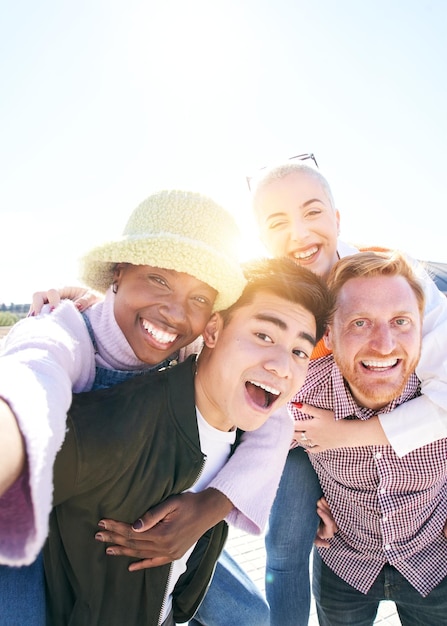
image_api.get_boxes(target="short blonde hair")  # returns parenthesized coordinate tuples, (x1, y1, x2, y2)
(327, 250, 426, 318)
(252, 161, 335, 211)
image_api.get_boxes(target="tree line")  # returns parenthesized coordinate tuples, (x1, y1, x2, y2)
(0, 303, 30, 326)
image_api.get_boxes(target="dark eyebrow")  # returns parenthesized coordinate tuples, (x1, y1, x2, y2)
(255, 314, 316, 347)
(300, 332, 316, 347)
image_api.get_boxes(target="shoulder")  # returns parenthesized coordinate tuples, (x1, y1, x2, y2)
(337, 240, 359, 257)
(71, 357, 196, 422)
(1, 302, 94, 386)
(300, 355, 335, 394)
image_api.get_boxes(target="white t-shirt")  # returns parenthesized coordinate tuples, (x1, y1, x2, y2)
(160, 408, 237, 622)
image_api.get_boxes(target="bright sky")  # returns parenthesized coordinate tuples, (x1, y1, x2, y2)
(1, 0, 446, 304)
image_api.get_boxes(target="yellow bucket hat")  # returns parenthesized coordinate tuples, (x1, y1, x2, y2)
(80, 190, 246, 311)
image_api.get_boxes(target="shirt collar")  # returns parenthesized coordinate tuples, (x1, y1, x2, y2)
(329, 360, 421, 420)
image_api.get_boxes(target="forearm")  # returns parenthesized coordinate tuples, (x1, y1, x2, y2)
(0, 305, 93, 564)
(379, 395, 447, 456)
(193, 487, 233, 528)
(208, 406, 293, 534)
(0, 398, 25, 497)
(294, 408, 390, 452)
(0, 358, 74, 565)
(337, 415, 389, 447)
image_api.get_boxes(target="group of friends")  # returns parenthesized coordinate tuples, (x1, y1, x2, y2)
(1, 161, 447, 626)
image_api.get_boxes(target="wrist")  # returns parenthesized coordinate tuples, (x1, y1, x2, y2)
(197, 488, 233, 526)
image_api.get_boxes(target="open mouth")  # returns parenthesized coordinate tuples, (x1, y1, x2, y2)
(245, 381, 280, 409)
(141, 319, 178, 345)
(291, 245, 319, 263)
(361, 358, 399, 372)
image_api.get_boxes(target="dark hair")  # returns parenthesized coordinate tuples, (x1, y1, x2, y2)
(220, 257, 334, 342)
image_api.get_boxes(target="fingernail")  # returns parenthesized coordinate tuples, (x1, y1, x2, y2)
(293, 401, 303, 409)
(95, 533, 104, 542)
(97, 520, 106, 529)
(27, 311, 35, 317)
(106, 548, 116, 556)
(75, 302, 83, 310)
(49, 306, 55, 313)
(132, 518, 143, 530)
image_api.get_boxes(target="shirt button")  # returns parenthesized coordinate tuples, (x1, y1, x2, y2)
(380, 488, 386, 494)
(383, 515, 388, 522)
(384, 544, 392, 551)
(375, 452, 382, 460)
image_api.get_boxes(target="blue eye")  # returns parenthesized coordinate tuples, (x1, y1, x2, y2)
(395, 318, 409, 326)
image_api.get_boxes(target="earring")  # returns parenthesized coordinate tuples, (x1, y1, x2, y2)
(112, 281, 118, 294)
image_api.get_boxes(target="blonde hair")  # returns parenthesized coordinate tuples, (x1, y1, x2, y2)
(327, 250, 426, 317)
(252, 161, 335, 211)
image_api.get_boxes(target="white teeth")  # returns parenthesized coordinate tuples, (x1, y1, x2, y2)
(249, 381, 280, 396)
(293, 246, 318, 260)
(141, 319, 178, 344)
(362, 359, 398, 369)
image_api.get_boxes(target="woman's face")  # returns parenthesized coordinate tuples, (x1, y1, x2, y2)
(254, 172, 340, 280)
(113, 264, 217, 364)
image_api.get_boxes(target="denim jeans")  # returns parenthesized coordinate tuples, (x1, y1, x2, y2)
(265, 446, 322, 626)
(189, 549, 269, 626)
(313, 549, 447, 626)
(0, 552, 45, 626)
(0, 550, 267, 626)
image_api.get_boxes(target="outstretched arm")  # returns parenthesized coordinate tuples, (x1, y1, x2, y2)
(0, 399, 25, 497)
(0, 303, 94, 565)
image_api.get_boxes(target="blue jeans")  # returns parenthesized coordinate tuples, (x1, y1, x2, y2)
(265, 446, 322, 626)
(0, 550, 266, 626)
(189, 549, 269, 626)
(0, 552, 45, 626)
(313, 549, 447, 625)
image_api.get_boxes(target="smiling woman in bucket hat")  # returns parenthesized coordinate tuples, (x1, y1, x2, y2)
(81, 189, 246, 312)
(0, 188, 279, 626)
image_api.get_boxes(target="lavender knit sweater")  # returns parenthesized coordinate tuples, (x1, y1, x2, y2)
(0, 289, 293, 565)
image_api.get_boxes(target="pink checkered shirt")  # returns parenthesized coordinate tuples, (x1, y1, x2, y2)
(288, 355, 447, 597)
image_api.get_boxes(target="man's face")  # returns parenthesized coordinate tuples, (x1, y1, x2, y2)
(113, 264, 217, 365)
(254, 172, 340, 280)
(326, 275, 422, 410)
(196, 291, 317, 432)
